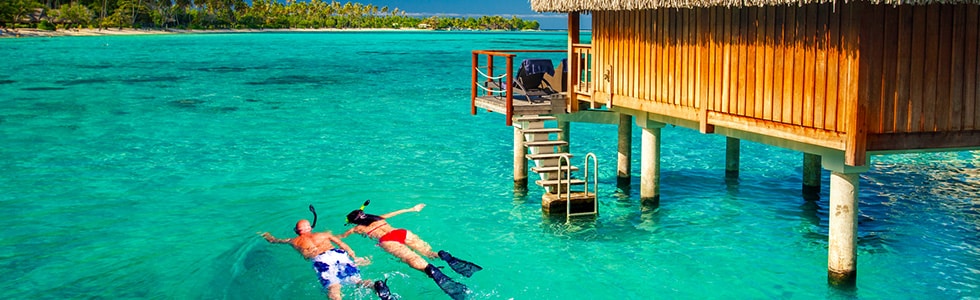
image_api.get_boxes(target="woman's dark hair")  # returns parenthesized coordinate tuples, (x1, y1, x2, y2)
(346, 210, 384, 226)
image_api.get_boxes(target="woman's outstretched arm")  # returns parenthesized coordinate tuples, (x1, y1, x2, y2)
(380, 203, 425, 219)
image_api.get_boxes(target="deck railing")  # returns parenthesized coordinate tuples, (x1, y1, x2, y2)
(471, 49, 566, 126)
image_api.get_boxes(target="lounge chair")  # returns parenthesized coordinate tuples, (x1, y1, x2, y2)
(486, 58, 558, 101)
(542, 58, 567, 93)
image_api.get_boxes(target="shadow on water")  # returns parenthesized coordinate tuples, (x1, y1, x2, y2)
(245, 75, 338, 86)
(21, 86, 65, 91)
(724, 175, 740, 196)
(0, 79, 16, 85)
(206, 237, 308, 299)
(56, 78, 109, 86)
(197, 66, 249, 73)
(121, 75, 185, 84)
(169, 99, 206, 108)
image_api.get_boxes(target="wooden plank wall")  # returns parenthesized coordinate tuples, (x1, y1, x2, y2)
(863, 4, 980, 134)
(591, 3, 980, 153)
(593, 4, 857, 135)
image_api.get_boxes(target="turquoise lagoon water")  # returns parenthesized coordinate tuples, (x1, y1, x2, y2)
(1, 31, 978, 299)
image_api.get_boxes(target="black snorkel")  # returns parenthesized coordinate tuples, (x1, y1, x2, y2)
(308, 204, 318, 229)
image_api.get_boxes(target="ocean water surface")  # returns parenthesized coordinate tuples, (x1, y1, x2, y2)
(1, 31, 978, 299)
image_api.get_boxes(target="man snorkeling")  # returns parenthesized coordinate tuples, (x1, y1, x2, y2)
(339, 200, 482, 300)
(260, 205, 392, 300)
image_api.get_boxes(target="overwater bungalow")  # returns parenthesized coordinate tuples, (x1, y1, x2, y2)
(469, 0, 980, 287)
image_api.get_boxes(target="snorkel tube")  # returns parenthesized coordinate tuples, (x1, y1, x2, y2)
(308, 204, 318, 229)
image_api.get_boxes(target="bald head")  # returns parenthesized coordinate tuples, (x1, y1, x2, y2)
(294, 219, 312, 235)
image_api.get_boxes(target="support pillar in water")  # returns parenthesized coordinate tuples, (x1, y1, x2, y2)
(617, 114, 633, 186)
(803, 153, 822, 198)
(725, 137, 740, 178)
(822, 153, 867, 287)
(828, 171, 859, 286)
(513, 126, 527, 191)
(638, 118, 664, 208)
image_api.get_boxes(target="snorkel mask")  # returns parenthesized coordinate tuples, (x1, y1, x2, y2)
(346, 200, 383, 226)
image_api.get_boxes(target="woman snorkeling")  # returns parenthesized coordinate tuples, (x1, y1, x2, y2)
(339, 200, 481, 300)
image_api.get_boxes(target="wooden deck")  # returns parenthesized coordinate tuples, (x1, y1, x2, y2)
(474, 94, 566, 116)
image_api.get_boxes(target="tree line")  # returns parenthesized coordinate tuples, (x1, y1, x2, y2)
(0, 0, 540, 31)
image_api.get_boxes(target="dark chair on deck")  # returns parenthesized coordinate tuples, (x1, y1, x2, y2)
(487, 58, 558, 102)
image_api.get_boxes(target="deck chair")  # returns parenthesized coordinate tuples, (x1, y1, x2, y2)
(513, 58, 557, 100)
(484, 58, 558, 101)
(542, 58, 567, 93)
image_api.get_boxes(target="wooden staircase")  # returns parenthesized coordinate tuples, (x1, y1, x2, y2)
(514, 115, 597, 217)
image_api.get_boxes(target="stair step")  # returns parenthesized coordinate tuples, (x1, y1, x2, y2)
(531, 166, 580, 173)
(522, 128, 562, 134)
(526, 153, 573, 160)
(525, 140, 567, 148)
(535, 179, 586, 186)
(514, 115, 557, 122)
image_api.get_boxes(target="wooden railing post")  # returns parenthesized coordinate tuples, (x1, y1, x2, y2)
(487, 54, 494, 79)
(471, 52, 478, 115)
(568, 12, 580, 113)
(506, 55, 514, 126)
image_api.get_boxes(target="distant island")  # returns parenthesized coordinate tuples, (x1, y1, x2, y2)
(0, 0, 540, 32)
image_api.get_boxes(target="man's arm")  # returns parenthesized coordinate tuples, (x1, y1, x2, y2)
(329, 234, 370, 266)
(328, 235, 356, 258)
(259, 232, 290, 244)
(379, 203, 425, 219)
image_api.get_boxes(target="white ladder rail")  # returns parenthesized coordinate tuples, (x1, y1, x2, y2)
(562, 153, 599, 220)
(582, 153, 598, 216)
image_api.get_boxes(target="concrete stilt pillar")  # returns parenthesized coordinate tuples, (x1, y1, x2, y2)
(828, 171, 859, 287)
(725, 137, 740, 178)
(558, 121, 570, 154)
(803, 153, 822, 198)
(640, 126, 661, 207)
(514, 126, 527, 191)
(617, 114, 633, 186)
(820, 152, 868, 288)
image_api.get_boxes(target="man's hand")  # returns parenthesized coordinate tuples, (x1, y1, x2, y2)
(412, 204, 426, 212)
(353, 256, 372, 266)
(259, 232, 282, 243)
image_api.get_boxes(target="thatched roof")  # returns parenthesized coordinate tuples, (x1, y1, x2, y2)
(530, 0, 980, 12)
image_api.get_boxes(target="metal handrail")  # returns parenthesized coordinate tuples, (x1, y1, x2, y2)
(558, 154, 573, 219)
(583, 153, 598, 215)
(563, 152, 599, 221)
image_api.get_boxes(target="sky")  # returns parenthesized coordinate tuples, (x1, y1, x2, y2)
(361, 0, 589, 30)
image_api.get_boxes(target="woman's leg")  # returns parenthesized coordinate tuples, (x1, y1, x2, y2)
(403, 231, 438, 258)
(380, 241, 429, 271)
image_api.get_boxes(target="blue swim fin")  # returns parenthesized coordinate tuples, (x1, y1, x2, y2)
(425, 264, 468, 300)
(374, 278, 393, 300)
(438, 250, 483, 278)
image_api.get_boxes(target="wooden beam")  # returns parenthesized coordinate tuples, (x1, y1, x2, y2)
(867, 131, 980, 151)
(710, 112, 847, 150)
(845, 2, 867, 167)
